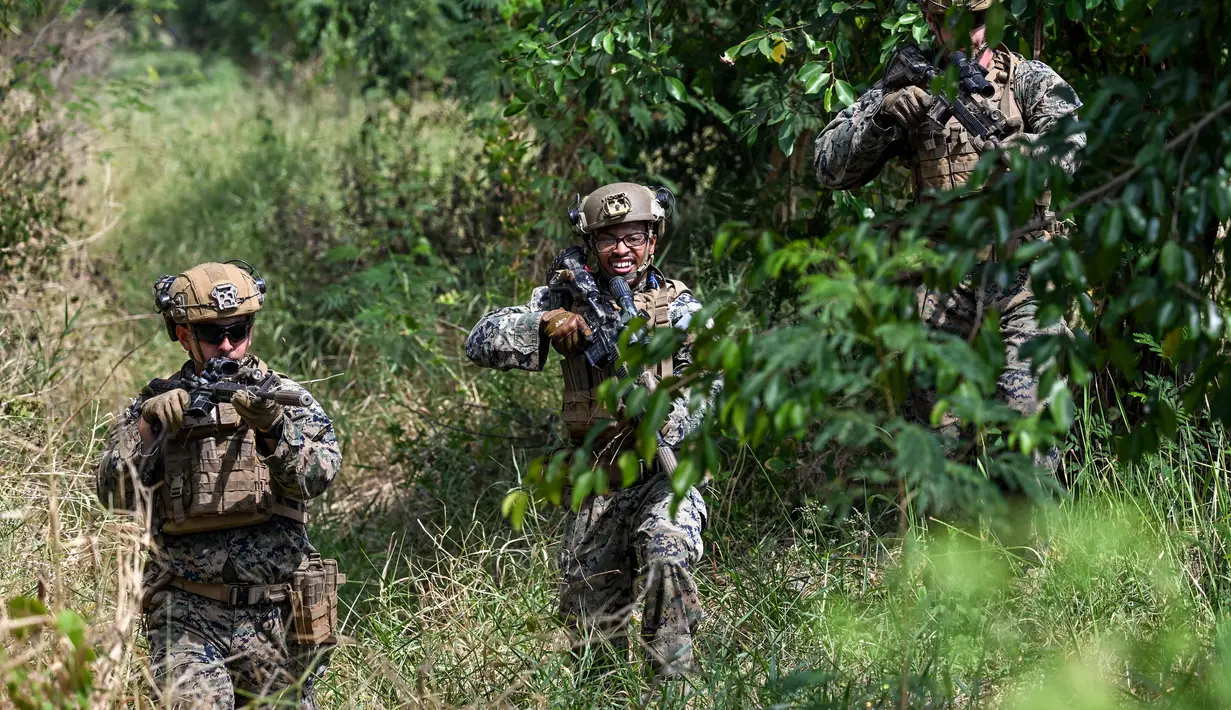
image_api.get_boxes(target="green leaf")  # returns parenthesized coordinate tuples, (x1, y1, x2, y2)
(798, 62, 830, 94)
(778, 115, 798, 157)
(1160, 241, 1184, 280)
(894, 424, 946, 481)
(984, 0, 1006, 48)
(803, 31, 821, 54)
(7, 596, 47, 641)
(834, 79, 857, 107)
(503, 101, 527, 117)
(501, 490, 529, 529)
(618, 451, 640, 488)
(56, 610, 87, 650)
(602, 31, 615, 55)
(665, 76, 686, 101)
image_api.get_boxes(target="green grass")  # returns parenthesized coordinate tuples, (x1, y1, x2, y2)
(3, 46, 1231, 708)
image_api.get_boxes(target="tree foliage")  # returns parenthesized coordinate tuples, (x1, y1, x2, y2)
(490, 0, 1231, 519)
(97, 0, 1231, 520)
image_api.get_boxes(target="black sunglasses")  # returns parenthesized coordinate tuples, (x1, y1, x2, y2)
(194, 319, 253, 346)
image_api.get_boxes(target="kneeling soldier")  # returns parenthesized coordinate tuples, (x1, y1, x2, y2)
(465, 183, 710, 677)
(97, 262, 343, 708)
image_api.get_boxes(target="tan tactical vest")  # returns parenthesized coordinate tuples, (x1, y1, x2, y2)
(910, 49, 1024, 194)
(153, 364, 307, 535)
(560, 278, 689, 444)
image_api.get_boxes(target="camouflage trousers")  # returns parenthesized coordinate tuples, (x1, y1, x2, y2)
(909, 265, 1066, 473)
(145, 587, 331, 709)
(559, 473, 707, 677)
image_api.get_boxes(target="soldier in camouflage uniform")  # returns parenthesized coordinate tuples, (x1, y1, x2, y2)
(465, 183, 710, 677)
(814, 0, 1086, 470)
(97, 262, 343, 708)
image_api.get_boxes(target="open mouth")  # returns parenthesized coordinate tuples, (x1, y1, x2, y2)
(608, 257, 636, 274)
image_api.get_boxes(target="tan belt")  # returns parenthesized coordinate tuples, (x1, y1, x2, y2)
(168, 576, 292, 606)
(272, 498, 308, 523)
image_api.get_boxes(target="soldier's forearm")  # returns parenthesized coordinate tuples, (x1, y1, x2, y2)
(465, 309, 550, 372)
(263, 415, 341, 500)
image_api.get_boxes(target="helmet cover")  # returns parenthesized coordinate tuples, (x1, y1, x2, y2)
(154, 262, 265, 328)
(571, 182, 670, 235)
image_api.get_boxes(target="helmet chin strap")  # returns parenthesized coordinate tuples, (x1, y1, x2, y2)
(185, 327, 207, 372)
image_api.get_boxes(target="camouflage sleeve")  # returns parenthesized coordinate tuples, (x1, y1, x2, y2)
(95, 396, 154, 512)
(464, 286, 565, 372)
(661, 292, 723, 447)
(813, 82, 906, 190)
(1012, 60, 1086, 177)
(262, 377, 341, 501)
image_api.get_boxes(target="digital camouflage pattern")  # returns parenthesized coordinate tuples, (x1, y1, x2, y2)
(814, 49, 1083, 474)
(813, 52, 1085, 190)
(559, 474, 706, 676)
(909, 268, 1065, 471)
(96, 355, 341, 705)
(146, 586, 328, 709)
(465, 266, 712, 675)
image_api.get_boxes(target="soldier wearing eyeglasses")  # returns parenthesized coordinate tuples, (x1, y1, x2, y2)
(96, 262, 342, 709)
(465, 183, 713, 678)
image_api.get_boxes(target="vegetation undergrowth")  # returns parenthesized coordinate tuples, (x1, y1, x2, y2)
(3, 1, 1231, 708)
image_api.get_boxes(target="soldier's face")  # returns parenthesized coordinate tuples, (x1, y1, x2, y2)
(176, 315, 253, 367)
(594, 221, 656, 283)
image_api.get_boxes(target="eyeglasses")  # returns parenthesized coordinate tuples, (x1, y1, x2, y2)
(194, 319, 252, 346)
(594, 232, 650, 252)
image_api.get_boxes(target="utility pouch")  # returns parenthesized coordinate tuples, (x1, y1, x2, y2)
(290, 553, 345, 645)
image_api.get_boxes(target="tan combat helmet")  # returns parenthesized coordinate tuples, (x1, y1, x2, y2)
(154, 261, 266, 345)
(569, 182, 675, 238)
(917, 0, 994, 13)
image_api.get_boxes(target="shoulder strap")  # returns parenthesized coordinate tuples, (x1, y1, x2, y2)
(1000, 50, 1024, 124)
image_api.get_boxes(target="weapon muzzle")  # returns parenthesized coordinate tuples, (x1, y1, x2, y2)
(271, 389, 314, 408)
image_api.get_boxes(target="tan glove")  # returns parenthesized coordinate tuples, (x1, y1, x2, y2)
(141, 389, 189, 437)
(879, 86, 933, 131)
(541, 308, 592, 356)
(231, 389, 284, 433)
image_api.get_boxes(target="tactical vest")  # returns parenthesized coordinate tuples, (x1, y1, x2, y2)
(152, 364, 307, 535)
(560, 278, 689, 444)
(910, 49, 1024, 194)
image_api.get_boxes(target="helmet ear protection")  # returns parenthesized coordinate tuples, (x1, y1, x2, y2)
(226, 259, 267, 300)
(153, 274, 179, 341)
(651, 186, 675, 220)
(567, 194, 586, 235)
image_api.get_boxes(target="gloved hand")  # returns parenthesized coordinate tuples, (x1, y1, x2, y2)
(231, 389, 284, 433)
(880, 86, 933, 131)
(541, 308, 592, 356)
(141, 389, 189, 437)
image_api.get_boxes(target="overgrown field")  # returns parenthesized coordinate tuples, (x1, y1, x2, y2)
(1, 43, 1230, 708)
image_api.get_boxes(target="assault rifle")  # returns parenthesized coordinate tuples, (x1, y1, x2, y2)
(547, 246, 639, 371)
(146, 357, 313, 420)
(547, 246, 679, 474)
(883, 43, 1016, 150)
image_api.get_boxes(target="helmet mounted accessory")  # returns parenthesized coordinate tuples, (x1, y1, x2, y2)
(574, 182, 672, 280)
(155, 262, 267, 367)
